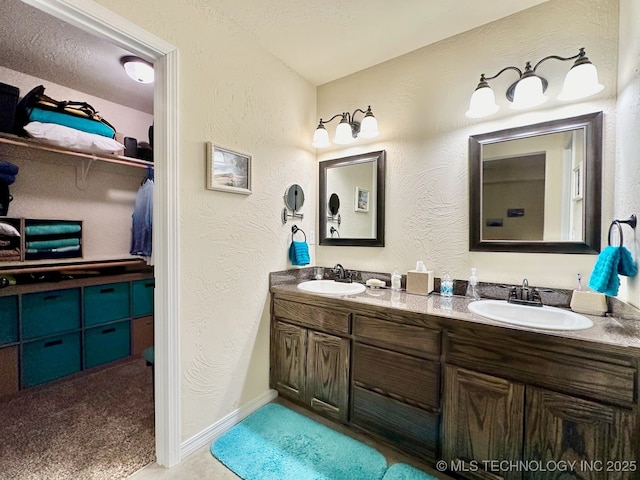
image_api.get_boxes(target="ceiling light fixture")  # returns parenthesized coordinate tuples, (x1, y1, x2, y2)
(466, 48, 604, 119)
(121, 56, 155, 84)
(312, 106, 379, 148)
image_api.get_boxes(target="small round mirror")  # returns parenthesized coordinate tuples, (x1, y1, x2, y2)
(284, 184, 305, 212)
(328, 193, 340, 215)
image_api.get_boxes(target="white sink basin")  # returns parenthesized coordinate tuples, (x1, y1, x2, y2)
(297, 280, 366, 296)
(468, 300, 593, 331)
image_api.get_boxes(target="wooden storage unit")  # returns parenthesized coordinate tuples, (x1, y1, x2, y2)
(0, 272, 153, 397)
(0, 217, 23, 262)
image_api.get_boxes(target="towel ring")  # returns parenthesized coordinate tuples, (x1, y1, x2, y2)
(608, 221, 623, 247)
(291, 225, 306, 242)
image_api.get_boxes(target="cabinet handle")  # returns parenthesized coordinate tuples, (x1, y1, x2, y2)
(145, 283, 154, 288)
(100, 288, 115, 294)
(43, 295, 61, 301)
(102, 327, 116, 334)
(44, 339, 63, 347)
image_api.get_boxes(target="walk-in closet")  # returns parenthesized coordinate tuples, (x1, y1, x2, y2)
(0, 1, 156, 478)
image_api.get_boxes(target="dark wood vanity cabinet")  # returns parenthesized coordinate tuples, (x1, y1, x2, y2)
(271, 299, 350, 423)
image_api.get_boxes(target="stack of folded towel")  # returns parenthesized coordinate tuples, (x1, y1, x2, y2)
(24, 221, 82, 260)
(0, 160, 19, 186)
(0, 220, 21, 262)
(588, 245, 638, 296)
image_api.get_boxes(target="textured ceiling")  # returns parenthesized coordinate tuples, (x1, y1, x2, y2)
(0, 0, 548, 114)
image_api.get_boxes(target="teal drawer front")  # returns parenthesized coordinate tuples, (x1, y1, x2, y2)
(22, 332, 81, 387)
(0, 295, 18, 345)
(84, 320, 131, 368)
(22, 288, 81, 340)
(132, 278, 154, 317)
(84, 282, 130, 327)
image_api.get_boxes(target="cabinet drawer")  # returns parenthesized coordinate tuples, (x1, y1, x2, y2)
(352, 386, 439, 461)
(132, 278, 154, 317)
(273, 298, 349, 335)
(131, 316, 154, 356)
(84, 282, 130, 327)
(0, 295, 18, 345)
(22, 332, 81, 387)
(0, 346, 19, 397)
(84, 320, 131, 368)
(447, 333, 637, 407)
(22, 288, 81, 340)
(353, 315, 441, 358)
(353, 343, 440, 409)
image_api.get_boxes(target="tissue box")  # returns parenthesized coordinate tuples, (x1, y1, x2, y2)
(570, 290, 607, 316)
(406, 270, 434, 296)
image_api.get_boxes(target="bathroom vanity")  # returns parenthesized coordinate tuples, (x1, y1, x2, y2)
(269, 274, 640, 480)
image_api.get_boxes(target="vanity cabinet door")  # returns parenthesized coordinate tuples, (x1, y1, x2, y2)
(306, 330, 350, 423)
(272, 321, 307, 404)
(524, 387, 638, 480)
(443, 365, 524, 480)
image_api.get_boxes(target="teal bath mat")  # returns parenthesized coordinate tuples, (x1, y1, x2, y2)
(211, 403, 387, 480)
(382, 463, 439, 480)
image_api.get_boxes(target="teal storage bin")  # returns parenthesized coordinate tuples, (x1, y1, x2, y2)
(22, 288, 81, 340)
(132, 278, 154, 317)
(22, 332, 81, 387)
(84, 320, 131, 368)
(0, 295, 18, 345)
(84, 282, 130, 327)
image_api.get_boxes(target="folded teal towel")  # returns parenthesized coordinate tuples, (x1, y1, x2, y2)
(289, 240, 310, 266)
(26, 238, 80, 249)
(29, 108, 115, 138)
(26, 245, 80, 254)
(25, 224, 81, 236)
(588, 246, 637, 296)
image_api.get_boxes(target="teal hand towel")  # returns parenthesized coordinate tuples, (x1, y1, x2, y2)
(588, 245, 637, 297)
(618, 246, 638, 277)
(26, 238, 80, 249)
(289, 240, 310, 266)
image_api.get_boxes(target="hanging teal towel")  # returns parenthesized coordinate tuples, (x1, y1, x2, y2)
(588, 246, 637, 297)
(289, 240, 310, 266)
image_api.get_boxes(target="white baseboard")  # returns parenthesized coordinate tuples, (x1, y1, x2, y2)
(180, 389, 278, 460)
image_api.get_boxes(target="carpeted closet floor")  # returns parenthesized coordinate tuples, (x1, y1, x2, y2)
(0, 357, 155, 480)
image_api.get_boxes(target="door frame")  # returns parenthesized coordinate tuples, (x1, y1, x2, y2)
(22, 0, 181, 467)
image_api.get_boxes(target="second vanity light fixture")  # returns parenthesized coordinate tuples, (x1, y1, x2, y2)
(312, 106, 379, 148)
(466, 48, 604, 119)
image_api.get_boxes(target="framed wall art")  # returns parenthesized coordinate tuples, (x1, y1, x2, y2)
(206, 143, 252, 195)
(354, 186, 369, 212)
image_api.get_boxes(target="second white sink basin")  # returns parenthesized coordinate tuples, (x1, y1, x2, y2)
(297, 280, 366, 296)
(468, 300, 593, 331)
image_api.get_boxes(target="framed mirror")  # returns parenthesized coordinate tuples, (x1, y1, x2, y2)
(319, 150, 385, 246)
(469, 112, 602, 253)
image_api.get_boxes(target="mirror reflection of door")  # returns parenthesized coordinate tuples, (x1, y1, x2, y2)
(481, 129, 584, 242)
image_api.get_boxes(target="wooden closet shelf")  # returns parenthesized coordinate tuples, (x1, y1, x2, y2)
(0, 132, 154, 169)
(0, 258, 147, 276)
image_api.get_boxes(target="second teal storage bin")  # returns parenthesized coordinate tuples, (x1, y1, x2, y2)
(132, 278, 154, 317)
(84, 282, 130, 327)
(84, 320, 131, 369)
(0, 295, 19, 345)
(22, 288, 81, 340)
(22, 332, 81, 387)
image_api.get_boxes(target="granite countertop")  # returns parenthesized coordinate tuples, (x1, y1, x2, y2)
(270, 281, 640, 352)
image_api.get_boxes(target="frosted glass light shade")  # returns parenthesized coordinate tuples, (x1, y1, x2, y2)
(465, 85, 499, 119)
(312, 125, 330, 148)
(558, 63, 604, 101)
(510, 75, 547, 110)
(359, 114, 379, 138)
(333, 120, 355, 145)
(123, 59, 154, 84)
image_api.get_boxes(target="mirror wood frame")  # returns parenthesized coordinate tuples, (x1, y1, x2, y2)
(469, 112, 602, 254)
(319, 150, 386, 246)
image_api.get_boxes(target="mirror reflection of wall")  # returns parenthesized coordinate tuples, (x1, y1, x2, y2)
(325, 160, 377, 239)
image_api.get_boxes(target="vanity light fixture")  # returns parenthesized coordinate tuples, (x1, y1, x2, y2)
(466, 48, 604, 119)
(121, 56, 155, 84)
(312, 106, 379, 148)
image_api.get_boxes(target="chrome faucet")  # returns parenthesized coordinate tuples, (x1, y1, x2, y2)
(333, 264, 351, 283)
(508, 278, 542, 306)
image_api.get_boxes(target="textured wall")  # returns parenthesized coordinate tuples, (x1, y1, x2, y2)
(616, 0, 640, 308)
(92, 0, 317, 441)
(317, 0, 619, 291)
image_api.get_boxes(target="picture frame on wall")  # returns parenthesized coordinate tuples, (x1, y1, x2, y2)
(354, 186, 369, 212)
(206, 142, 252, 195)
(572, 162, 583, 201)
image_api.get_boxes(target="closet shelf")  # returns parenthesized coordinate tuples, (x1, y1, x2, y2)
(0, 132, 154, 169)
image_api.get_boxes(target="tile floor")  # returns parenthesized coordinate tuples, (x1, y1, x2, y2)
(129, 398, 452, 480)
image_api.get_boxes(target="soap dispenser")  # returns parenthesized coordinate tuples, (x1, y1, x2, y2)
(465, 268, 480, 300)
(391, 267, 402, 291)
